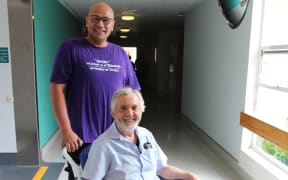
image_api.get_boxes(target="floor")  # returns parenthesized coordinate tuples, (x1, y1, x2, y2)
(0, 89, 249, 180)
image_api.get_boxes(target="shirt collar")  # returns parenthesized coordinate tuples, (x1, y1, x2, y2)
(107, 122, 140, 141)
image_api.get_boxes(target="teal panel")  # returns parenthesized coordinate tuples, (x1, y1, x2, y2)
(33, 0, 81, 149)
(222, 0, 240, 9)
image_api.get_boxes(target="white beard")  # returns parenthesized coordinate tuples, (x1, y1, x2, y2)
(116, 119, 139, 133)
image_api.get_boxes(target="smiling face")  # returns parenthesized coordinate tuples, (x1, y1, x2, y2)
(112, 93, 142, 135)
(85, 2, 115, 47)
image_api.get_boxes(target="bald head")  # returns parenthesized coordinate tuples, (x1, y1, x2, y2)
(85, 2, 115, 47)
(88, 2, 114, 19)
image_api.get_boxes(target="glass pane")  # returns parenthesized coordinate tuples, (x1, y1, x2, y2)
(255, 136, 288, 169)
(260, 53, 288, 88)
(262, 0, 288, 46)
(256, 87, 288, 131)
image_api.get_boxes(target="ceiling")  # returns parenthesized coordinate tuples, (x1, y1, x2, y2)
(58, 0, 207, 36)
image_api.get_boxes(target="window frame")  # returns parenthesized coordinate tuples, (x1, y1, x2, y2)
(240, 0, 288, 178)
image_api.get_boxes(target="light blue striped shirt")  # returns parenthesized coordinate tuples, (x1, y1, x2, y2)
(81, 122, 167, 180)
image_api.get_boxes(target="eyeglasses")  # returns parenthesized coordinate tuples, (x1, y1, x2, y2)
(89, 15, 113, 25)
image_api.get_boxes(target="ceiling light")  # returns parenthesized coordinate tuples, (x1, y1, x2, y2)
(120, 27, 130, 32)
(121, 15, 135, 21)
(120, 35, 128, 39)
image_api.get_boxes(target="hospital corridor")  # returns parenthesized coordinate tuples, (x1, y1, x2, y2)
(2, 0, 287, 180)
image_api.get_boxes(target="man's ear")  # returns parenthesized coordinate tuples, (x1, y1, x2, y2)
(111, 112, 114, 118)
(110, 108, 115, 118)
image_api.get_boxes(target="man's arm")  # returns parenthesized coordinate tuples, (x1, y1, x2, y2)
(50, 82, 82, 152)
(157, 164, 200, 180)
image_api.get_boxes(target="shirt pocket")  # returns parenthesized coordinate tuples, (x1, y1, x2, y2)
(140, 147, 157, 172)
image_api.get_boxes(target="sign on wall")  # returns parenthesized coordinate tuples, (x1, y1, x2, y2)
(0, 47, 9, 63)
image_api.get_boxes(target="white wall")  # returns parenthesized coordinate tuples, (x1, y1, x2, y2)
(0, 0, 17, 153)
(182, 0, 252, 159)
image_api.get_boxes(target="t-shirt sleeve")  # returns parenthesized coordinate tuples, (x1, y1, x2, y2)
(50, 41, 74, 84)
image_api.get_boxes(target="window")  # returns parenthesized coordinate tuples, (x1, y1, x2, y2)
(255, 50, 288, 130)
(245, 0, 288, 174)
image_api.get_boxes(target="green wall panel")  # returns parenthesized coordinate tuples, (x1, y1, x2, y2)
(33, 0, 81, 148)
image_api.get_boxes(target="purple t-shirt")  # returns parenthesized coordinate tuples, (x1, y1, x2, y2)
(50, 37, 140, 143)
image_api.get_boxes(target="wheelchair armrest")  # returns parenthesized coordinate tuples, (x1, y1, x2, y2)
(62, 147, 82, 179)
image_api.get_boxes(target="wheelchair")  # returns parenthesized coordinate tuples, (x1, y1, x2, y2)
(62, 147, 82, 180)
(62, 147, 166, 180)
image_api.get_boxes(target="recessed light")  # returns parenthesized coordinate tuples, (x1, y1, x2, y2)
(121, 15, 135, 21)
(120, 27, 130, 32)
(120, 35, 128, 39)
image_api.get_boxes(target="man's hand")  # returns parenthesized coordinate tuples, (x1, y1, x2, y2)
(61, 129, 83, 152)
(157, 165, 200, 180)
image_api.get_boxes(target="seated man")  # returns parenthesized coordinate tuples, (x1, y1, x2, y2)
(81, 87, 200, 180)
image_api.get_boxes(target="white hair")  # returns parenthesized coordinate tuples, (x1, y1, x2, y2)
(110, 87, 145, 113)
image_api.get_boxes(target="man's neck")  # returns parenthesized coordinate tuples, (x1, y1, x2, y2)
(86, 37, 108, 47)
(118, 127, 138, 144)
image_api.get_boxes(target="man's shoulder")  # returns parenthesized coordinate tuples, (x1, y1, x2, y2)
(108, 41, 119, 47)
(108, 42, 125, 50)
(93, 124, 116, 143)
(91, 132, 109, 148)
(136, 126, 153, 135)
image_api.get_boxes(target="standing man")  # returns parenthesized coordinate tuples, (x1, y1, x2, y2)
(50, 2, 140, 179)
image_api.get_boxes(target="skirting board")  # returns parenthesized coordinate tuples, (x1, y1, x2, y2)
(0, 153, 16, 165)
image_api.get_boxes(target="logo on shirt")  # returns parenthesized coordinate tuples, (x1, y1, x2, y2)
(86, 59, 121, 72)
